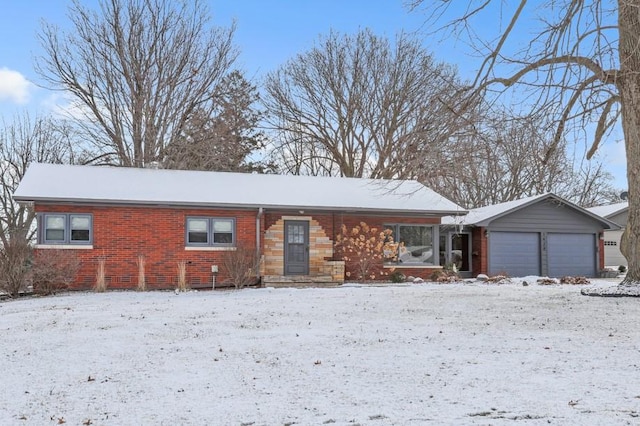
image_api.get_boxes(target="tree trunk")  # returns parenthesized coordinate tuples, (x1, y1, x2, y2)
(618, 0, 640, 285)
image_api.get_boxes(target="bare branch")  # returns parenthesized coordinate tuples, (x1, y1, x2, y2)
(264, 29, 473, 179)
(588, 95, 621, 159)
(36, 0, 238, 167)
(488, 55, 616, 88)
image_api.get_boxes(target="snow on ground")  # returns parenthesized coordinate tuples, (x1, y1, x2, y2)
(1, 279, 639, 425)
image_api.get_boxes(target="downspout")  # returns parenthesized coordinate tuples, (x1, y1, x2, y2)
(256, 207, 264, 282)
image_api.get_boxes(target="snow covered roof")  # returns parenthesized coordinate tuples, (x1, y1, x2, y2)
(586, 202, 628, 219)
(13, 163, 467, 216)
(441, 193, 619, 229)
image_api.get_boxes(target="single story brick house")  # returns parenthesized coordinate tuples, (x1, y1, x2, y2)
(440, 193, 619, 278)
(13, 163, 467, 289)
(587, 202, 628, 268)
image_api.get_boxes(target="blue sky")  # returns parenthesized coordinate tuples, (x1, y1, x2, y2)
(0, 0, 626, 189)
(0, 0, 434, 112)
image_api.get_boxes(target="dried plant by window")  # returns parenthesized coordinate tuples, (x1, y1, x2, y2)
(136, 255, 146, 291)
(94, 258, 107, 292)
(176, 260, 188, 292)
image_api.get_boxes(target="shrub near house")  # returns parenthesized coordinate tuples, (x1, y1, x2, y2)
(334, 222, 397, 281)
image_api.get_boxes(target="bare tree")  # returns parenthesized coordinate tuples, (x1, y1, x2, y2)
(555, 161, 620, 207)
(1, 113, 75, 244)
(37, 0, 237, 168)
(0, 113, 75, 296)
(0, 237, 32, 298)
(410, 0, 640, 287)
(163, 70, 272, 172)
(264, 28, 473, 178)
(422, 111, 617, 208)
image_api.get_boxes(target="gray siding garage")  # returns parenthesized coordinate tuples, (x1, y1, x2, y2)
(487, 199, 602, 277)
(443, 193, 620, 278)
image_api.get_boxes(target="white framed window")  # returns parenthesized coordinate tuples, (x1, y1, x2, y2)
(40, 213, 93, 245)
(384, 223, 435, 265)
(186, 217, 235, 247)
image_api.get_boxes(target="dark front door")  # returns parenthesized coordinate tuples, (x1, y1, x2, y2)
(284, 220, 309, 275)
(451, 233, 471, 274)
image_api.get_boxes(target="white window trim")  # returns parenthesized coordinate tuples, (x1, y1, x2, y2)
(36, 244, 94, 250)
(383, 264, 442, 269)
(184, 246, 237, 251)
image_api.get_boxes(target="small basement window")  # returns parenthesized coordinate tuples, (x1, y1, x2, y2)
(186, 217, 235, 247)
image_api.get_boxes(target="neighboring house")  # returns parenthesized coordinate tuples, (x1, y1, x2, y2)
(587, 202, 628, 267)
(13, 163, 466, 290)
(441, 193, 619, 278)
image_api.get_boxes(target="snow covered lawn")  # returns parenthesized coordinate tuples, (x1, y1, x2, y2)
(1, 280, 639, 425)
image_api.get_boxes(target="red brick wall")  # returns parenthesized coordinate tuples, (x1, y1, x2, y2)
(35, 204, 258, 290)
(472, 227, 488, 276)
(35, 204, 446, 288)
(598, 232, 605, 271)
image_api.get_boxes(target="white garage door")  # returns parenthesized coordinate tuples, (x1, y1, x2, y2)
(603, 230, 626, 267)
(547, 233, 596, 277)
(489, 232, 540, 277)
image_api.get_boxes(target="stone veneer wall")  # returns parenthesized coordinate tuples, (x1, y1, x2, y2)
(262, 216, 334, 276)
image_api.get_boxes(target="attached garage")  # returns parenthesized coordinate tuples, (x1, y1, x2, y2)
(442, 193, 620, 278)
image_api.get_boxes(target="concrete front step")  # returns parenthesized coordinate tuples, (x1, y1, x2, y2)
(261, 275, 340, 288)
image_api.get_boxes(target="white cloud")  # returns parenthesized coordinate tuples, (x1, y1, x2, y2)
(0, 67, 32, 104)
(42, 92, 93, 121)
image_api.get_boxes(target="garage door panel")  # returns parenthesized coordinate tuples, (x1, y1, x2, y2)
(548, 233, 596, 277)
(489, 232, 540, 277)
